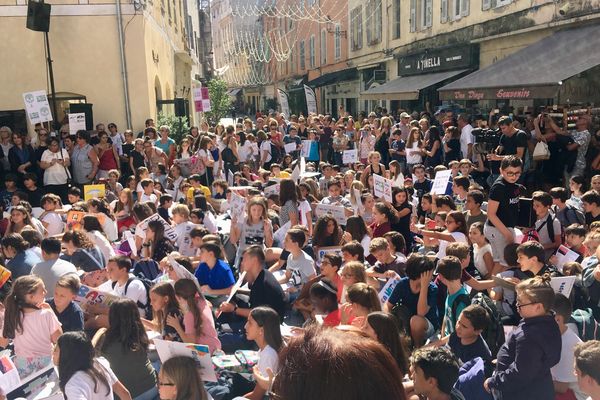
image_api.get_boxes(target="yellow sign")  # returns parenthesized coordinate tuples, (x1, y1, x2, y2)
(83, 184, 106, 202)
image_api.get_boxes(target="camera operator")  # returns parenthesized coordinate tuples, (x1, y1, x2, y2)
(486, 116, 528, 183)
(484, 155, 525, 268)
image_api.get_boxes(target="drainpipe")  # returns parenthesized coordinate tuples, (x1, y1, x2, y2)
(116, 0, 132, 128)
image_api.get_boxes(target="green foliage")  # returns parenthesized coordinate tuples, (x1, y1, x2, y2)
(156, 112, 190, 144)
(204, 78, 233, 124)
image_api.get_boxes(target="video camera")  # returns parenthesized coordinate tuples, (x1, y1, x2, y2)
(472, 127, 502, 154)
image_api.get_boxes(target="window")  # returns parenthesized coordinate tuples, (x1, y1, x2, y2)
(321, 29, 327, 65)
(334, 24, 341, 60)
(393, 0, 401, 39)
(441, 0, 469, 22)
(299, 40, 306, 70)
(365, 0, 382, 45)
(410, 0, 432, 32)
(309, 35, 315, 68)
(483, 0, 511, 9)
(350, 6, 363, 51)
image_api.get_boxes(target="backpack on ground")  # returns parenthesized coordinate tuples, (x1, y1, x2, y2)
(569, 308, 600, 341)
(112, 276, 153, 319)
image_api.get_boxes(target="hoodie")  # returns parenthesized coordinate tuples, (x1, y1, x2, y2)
(488, 314, 561, 400)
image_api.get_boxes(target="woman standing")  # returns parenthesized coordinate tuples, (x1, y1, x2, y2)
(54, 331, 132, 400)
(96, 131, 120, 179)
(8, 132, 35, 178)
(405, 127, 424, 173)
(40, 137, 70, 203)
(423, 126, 443, 172)
(332, 125, 349, 168)
(196, 136, 215, 187)
(358, 125, 376, 165)
(221, 131, 240, 179)
(155, 125, 176, 165)
(71, 130, 100, 187)
(373, 126, 390, 166)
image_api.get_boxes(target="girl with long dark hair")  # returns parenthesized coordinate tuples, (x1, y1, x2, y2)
(54, 331, 131, 400)
(94, 299, 157, 399)
(142, 282, 184, 342)
(365, 311, 409, 376)
(143, 220, 174, 262)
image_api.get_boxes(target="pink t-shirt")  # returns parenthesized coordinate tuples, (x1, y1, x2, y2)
(13, 308, 61, 358)
(183, 298, 221, 354)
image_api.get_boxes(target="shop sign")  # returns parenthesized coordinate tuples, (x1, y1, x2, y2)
(440, 85, 557, 100)
(398, 45, 477, 76)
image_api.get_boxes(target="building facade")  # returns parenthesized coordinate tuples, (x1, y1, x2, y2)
(0, 0, 209, 133)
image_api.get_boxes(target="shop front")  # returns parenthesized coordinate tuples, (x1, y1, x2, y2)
(362, 44, 478, 112)
(438, 24, 600, 108)
(307, 68, 359, 118)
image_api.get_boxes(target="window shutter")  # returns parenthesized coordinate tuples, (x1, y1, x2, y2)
(482, 0, 491, 10)
(410, 0, 416, 32)
(425, 0, 433, 27)
(461, 0, 469, 16)
(441, 0, 448, 22)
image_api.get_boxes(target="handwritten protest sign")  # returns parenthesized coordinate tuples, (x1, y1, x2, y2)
(374, 174, 393, 202)
(229, 191, 247, 220)
(430, 170, 452, 195)
(264, 184, 280, 198)
(138, 213, 177, 241)
(342, 149, 358, 164)
(301, 140, 311, 158)
(284, 142, 297, 154)
(315, 203, 347, 225)
(316, 246, 343, 265)
(550, 276, 577, 298)
(154, 339, 217, 382)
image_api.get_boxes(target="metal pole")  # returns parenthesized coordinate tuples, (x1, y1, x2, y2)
(116, 0, 132, 128)
(44, 31, 59, 132)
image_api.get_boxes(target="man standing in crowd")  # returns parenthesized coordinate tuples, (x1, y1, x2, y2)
(457, 114, 474, 161)
(565, 116, 591, 184)
(486, 116, 528, 184)
(398, 112, 412, 141)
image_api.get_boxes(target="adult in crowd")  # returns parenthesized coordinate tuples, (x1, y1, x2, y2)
(71, 130, 100, 187)
(40, 136, 71, 203)
(8, 132, 35, 179)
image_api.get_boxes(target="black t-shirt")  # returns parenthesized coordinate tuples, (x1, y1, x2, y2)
(392, 203, 412, 240)
(25, 187, 46, 208)
(487, 177, 524, 228)
(49, 299, 84, 332)
(445, 138, 462, 163)
(586, 212, 600, 226)
(499, 129, 528, 156)
(448, 332, 492, 363)
(249, 269, 286, 320)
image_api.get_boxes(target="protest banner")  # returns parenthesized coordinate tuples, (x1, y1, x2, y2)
(264, 183, 280, 198)
(75, 284, 121, 312)
(373, 174, 393, 202)
(68, 113, 86, 135)
(342, 149, 358, 164)
(301, 140, 311, 158)
(554, 245, 581, 271)
(229, 191, 247, 221)
(315, 203, 347, 225)
(316, 246, 343, 264)
(284, 142, 297, 154)
(154, 339, 217, 382)
(83, 184, 106, 202)
(22, 90, 52, 124)
(430, 170, 452, 195)
(550, 276, 577, 298)
(138, 213, 177, 241)
(379, 276, 401, 304)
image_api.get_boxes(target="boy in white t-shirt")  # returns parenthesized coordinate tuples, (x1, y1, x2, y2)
(171, 204, 198, 257)
(86, 256, 148, 329)
(280, 229, 316, 292)
(39, 194, 65, 237)
(139, 179, 158, 205)
(552, 294, 587, 400)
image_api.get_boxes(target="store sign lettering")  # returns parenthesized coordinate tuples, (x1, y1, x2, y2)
(453, 90, 484, 100)
(417, 57, 441, 71)
(495, 88, 531, 99)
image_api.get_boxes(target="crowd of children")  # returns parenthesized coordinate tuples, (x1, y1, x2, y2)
(0, 110, 600, 400)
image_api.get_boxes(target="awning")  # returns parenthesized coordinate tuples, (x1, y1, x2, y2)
(227, 88, 242, 97)
(361, 69, 469, 101)
(438, 24, 600, 100)
(307, 68, 358, 88)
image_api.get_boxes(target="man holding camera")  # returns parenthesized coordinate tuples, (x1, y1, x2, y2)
(486, 116, 528, 184)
